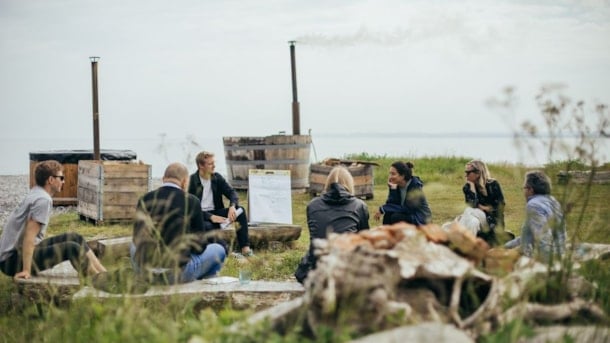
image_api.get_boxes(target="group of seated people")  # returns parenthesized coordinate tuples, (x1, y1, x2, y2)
(0, 155, 567, 290)
(296, 159, 567, 284)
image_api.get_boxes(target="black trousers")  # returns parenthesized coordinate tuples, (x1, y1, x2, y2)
(0, 232, 90, 277)
(205, 206, 250, 250)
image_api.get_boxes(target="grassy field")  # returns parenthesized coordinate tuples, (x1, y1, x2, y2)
(1, 156, 609, 342)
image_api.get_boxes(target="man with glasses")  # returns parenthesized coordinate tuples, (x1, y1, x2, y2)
(0, 160, 108, 280)
(504, 170, 566, 261)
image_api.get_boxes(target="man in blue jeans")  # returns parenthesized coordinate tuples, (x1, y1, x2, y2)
(131, 162, 226, 283)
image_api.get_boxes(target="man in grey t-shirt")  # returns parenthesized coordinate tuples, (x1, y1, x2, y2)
(0, 160, 107, 279)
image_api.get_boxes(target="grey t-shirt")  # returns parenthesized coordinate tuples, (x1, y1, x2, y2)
(0, 186, 52, 262)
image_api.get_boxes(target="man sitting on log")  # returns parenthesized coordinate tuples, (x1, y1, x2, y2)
(188, 151, 253, 257)
(0, 160, 108, 282)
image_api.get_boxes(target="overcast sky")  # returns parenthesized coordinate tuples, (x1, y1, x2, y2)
(1, 0, 609, 172)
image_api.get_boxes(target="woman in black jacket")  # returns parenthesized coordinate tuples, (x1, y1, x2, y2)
(295, 165, 369, 283)
(462, 159, 505, 244)
(374, 161, 432, 226)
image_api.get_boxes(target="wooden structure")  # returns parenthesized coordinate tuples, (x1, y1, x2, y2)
(223, 135, 311, 190)
(15, 261, 305, 311)
(205, 224, 302, 249)
(309, 158, 378, 199)
(557, 170, 610, 184)
(29, 150, 137, 206)
(77, 160, 151, 224)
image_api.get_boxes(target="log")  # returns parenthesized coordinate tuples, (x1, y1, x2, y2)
(88, 236, 132, 261)
(15, 261, 81, 306)
(204, 223, 302, 248)
(499, 298, 607, 325)
(74, 279, 305, 312)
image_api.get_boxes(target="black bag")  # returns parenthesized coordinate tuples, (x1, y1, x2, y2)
(294, 253, 313, 284)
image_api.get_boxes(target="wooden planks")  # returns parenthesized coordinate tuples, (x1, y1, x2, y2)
(77, 160, 152, 224)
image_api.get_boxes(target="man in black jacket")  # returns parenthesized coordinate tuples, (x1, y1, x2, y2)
(188, 151, 253, 257)
(132, 162, 226, 283)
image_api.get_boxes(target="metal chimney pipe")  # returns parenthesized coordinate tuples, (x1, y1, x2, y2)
(289, 41, 300, 135)
(90, 56, 101, 160)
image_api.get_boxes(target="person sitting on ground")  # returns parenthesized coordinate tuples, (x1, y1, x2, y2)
(373, 161, 432, 226)
(131, 162, 226, 284)
(461, 160, 506, 245)
(504, 170, 566, 262)
(188, 151, 253, 257)
(295, 165, 370, 284)
(0, 160, 107, 281)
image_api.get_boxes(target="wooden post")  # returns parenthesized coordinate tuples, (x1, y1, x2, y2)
(90, 56, 101, 161)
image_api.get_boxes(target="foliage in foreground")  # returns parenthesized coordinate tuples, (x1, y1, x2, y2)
(1, 87, 609, 342)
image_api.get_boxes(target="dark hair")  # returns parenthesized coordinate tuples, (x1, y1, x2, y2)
(391, 161, 414, 180)
(35, 160, 63, 187)
(525, 170, 551, 195)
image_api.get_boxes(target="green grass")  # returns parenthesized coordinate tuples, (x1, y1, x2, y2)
(1, 156, 609, 342)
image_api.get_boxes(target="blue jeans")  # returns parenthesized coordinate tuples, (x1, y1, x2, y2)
(130, 242, 226, 284)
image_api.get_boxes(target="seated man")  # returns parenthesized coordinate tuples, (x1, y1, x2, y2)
(131, 162, 226, 283)
(188, 151, 253, 257)
(0, 160, 107, 280)
(505, 170, 566, 262)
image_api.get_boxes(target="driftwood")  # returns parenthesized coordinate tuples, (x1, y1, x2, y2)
(245, 222, 610, 340)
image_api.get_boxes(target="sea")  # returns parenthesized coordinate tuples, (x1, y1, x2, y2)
(1, 133, 607, 178)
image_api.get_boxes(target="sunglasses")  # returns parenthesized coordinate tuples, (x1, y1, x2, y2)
(53, 175, 65, 181)
(464, 170, 478, 175)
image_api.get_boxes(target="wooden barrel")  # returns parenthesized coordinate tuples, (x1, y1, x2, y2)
(223, 135, 311, 190)
(29, 150, 137, 206)
(309, 161, 376, 199)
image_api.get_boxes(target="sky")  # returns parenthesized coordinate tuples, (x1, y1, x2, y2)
(1, 0, 609, 175)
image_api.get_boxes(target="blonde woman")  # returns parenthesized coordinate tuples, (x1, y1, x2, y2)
(294, 165, 369, 283)
(462, 160, 505, 244)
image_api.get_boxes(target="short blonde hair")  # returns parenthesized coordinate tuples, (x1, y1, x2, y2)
(324, 165, 354, 194)
(195, 151, 215, 167)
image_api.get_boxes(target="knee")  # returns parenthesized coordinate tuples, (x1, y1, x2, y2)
(207, 243, 227, 261)
(65, 242, 85, 255)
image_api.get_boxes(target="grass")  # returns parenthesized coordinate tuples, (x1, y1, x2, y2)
(1, 155, 609, 342)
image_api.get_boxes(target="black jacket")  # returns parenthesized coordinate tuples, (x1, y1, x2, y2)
(188, 172, 240, 221)
(305, 183, 369, 267)
(379, 176, 432, 225)
(132, 185, 209, 268)
(462, 179, 505, 229)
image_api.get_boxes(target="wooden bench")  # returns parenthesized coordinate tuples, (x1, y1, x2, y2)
(73, 278, 305, 311)
(557, 170, 610, 184)
(15, 261, 82, 307)
(88, 236, 133, 261)
(16, 260, 305, 311)
(204, 223, 302, 249)
(87, 223, 302, 257)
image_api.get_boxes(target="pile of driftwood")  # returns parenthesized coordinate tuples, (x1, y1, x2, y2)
(242, 222, 609, 340)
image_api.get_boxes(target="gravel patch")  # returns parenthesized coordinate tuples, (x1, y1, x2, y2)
(0, 175, 161, 229)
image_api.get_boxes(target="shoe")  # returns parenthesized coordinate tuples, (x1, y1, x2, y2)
(242, 249, 254, 257)
(231, 252, 245, 259)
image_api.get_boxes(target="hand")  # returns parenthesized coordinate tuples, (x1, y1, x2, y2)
(227, 206, 237, 222)
(211, 215, 228, 224)
(478, 204, 492, 213)
(14, 270, 31, 280)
